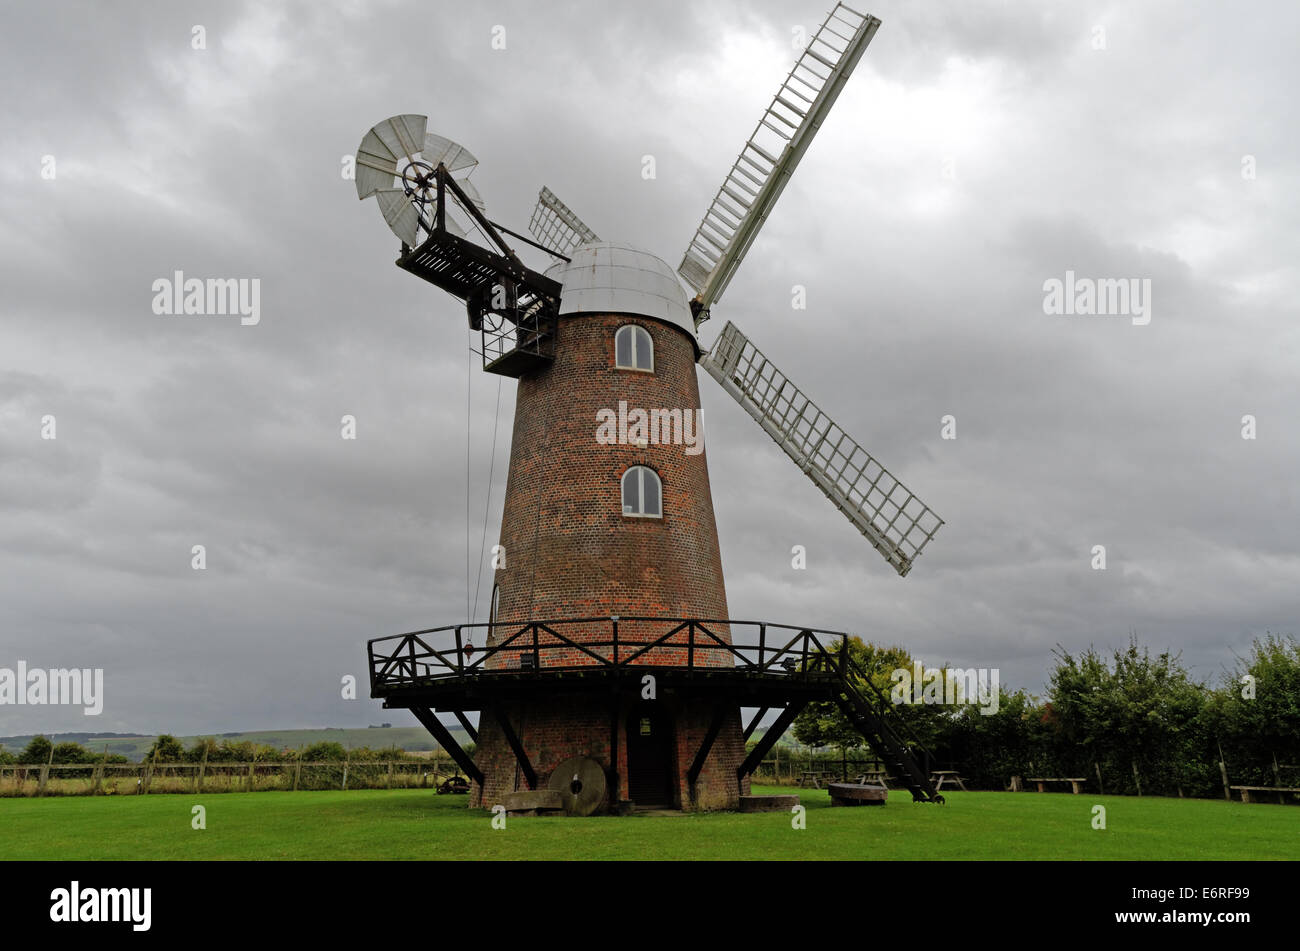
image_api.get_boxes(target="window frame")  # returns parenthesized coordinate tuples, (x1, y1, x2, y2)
(620, 465, 663, 519)
(614, 324, 654, 373)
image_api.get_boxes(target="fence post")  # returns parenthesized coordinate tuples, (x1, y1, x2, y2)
(1130, 759, 1142, 797)
(91, 761, 103, 795)
(197, 746, 208, 792)
(1094, 761, 1104, 796)
(293, 749, 302, 792)
(38, 746, 53, 797)
(341, 753, 349, 791)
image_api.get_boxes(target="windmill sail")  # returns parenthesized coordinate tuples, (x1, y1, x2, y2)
(678, 4, 881, 323)
(529, 186, 601, 258)
(701, 321, 942, 576)
(355, 116, 486, 245)
(355, 114, 428, 200)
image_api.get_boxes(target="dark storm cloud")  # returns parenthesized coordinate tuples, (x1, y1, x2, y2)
(0, 0, 1296, 736)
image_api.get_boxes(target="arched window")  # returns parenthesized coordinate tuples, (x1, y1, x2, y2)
(489, 583, 500, 626)
(621, 465, 662, 518)
(615, 324, 653, 371)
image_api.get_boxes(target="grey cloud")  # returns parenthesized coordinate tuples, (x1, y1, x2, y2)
(0, 0, 1295, 736)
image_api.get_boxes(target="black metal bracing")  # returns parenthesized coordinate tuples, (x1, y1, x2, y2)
(829, 680, 938, 804)
(452, 710, 478, 744)
(686, 704, 729, 805)
(394, 164, 563, 379)
(735, 700, 807, 781)
(489, 703, 536, 790)
(409, 705, 483, 786)
(368, 617, 945, 803)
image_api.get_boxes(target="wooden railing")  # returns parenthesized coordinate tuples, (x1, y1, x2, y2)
(368, 617, 848, 689)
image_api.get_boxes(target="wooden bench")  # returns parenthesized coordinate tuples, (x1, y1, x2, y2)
(740, 794, 800, 813)
(1026, 777, 1087, 794)
(502, 790, 563, 815)
(930, 770, 968, 792)
(1230, 785, 1300, 804)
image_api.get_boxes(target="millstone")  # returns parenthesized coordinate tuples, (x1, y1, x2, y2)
(827, 782, 887, 805)
(546, 756, 608, 816)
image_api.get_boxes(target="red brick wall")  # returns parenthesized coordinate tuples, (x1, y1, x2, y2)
(472, 692, 751, 811)
(491, 313, 729, 648)
(472, 694, 624, 808)
(469, 313, 747, 810)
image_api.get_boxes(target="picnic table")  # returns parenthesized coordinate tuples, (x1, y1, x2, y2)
(798, 770, 828, 789)
(1230, 785, 1300, 803)
(930, 770, 968, 792)
(854, 769, 888, 785)
(1025, 777, 1087, 794)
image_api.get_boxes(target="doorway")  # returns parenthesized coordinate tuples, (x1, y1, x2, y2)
(626, 705, 674, 807)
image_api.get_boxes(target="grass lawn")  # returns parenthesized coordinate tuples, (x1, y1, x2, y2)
(1, 786, 1295, 860)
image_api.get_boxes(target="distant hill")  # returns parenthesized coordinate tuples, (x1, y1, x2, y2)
(3, 722, 800, 762)
(0, 726, 466, 762)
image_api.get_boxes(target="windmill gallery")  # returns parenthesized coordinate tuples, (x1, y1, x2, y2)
(354, 3, 946, 815)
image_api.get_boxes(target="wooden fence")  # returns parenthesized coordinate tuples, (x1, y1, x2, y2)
(2, 749, 876, 797)
(0, 756, 467, 797)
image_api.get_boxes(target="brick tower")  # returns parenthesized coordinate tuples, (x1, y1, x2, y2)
(470, 242, 750, 811)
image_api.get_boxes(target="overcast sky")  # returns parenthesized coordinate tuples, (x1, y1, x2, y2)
(1, 0, 1296, 738)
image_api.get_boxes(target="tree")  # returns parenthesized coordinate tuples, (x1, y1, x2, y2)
(1208, 632, 1300, 786)
(935, 688, 1045, 788)
(301, 741, 347, 762)
(18, 735, 52, 764)
(1049, 638, 1209, 795)
(184, 737, 219, 762)
(51, 741, 89, 764)
(791, 636, 951, 754)
(147, 734, 185, 762)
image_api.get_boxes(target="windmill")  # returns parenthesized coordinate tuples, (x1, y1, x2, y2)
(362, 4, 947, 813)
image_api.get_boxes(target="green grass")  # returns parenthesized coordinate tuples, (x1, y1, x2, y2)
(2, 787, 1296, 860)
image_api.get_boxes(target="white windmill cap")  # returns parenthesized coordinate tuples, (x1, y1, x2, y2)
(545, 241, 698, 350)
